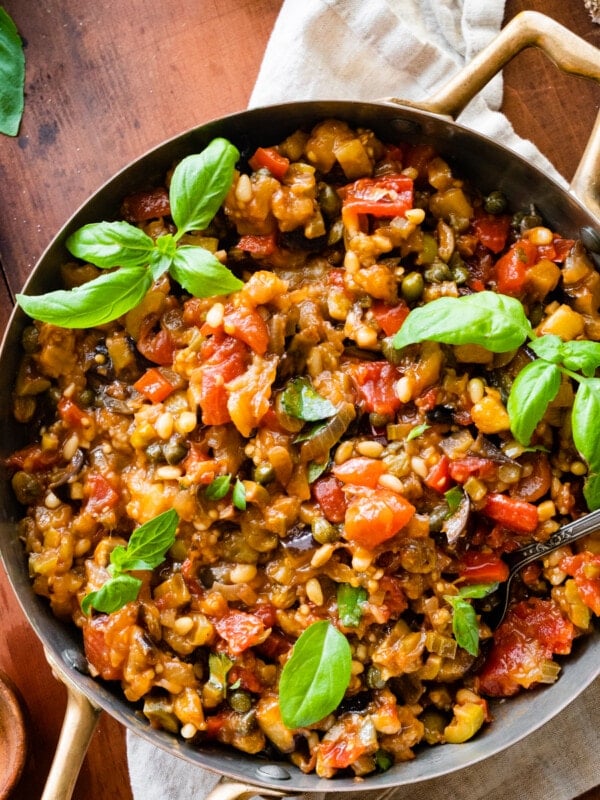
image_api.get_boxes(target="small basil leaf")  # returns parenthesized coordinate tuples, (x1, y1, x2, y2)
(572, 378, 600, 472)
(559, 340, 600, 378)
(169, 246, 243, 297)
(407, 422, 430, 441)
(170, 138, 240, 235)
(281, 377, 338, 421)
(111, 508, 179, 573)
(507, 359, 561, 446)
(307, 460, 329, 483)
(458, 582, 499, 599)
(206, 475, 232, 501)
(393, 291, 531, 353)
(16, 266, 153, 328)
(279, 620, 352, 729)
(583, 472, 600, 511)
(0, 8, 25, 136)
(444, 486, 463, 516)
(66, 221, 155, 268)
(81, 574, 142, 615)
(149, 249, 174, 281)
(337, 583, 367, 627)
(444, 595, 480, 656)
(232, 478, 246, 511)
(207, 652, 234, 694)
(528, 334, 563, 364)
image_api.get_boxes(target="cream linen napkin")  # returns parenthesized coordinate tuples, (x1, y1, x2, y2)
(127, 2, 599, 797)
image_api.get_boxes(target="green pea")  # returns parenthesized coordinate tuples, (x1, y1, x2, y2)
(401, 271, 424, 302)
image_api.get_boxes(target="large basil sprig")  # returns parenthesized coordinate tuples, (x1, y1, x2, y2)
(16, 138, 243, 327)
(0, 8, 25, 136)
(393, 291, 600, 509)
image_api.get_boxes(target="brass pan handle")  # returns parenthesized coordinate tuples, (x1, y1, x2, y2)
(390, 10, 600, 219)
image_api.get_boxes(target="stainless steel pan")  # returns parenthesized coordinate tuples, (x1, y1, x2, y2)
(1, 11, 600, 800)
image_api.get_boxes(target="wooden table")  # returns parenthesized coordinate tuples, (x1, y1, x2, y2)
(0, 1, 598, 798)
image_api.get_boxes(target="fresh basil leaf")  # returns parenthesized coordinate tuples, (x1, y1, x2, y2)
(207, 652, 233, 694)
(232, 478, 246, 511)
(294, 420, 328, 443)
(572, 378, 600, 473)
(110, 508, 179, 573)
(279, 620, 352, 729)
(337, 583, 367, 627)
(206, 474, 232, 501)
(81, 574, 142, 615)
(407, 422, 430, 441)
(66, 221, 155, 268)
(458, 582, 499, 600)
(393, 291, 532, 353)
(507, 359, 561, 446)
(559, 340, 600, 378)
(307, 460, 329, 483)
(0, 8, 24, 136)
(170, 138, 240, 235)
(528, 334, 563, 364)
(169, 246, 243, 297)
(281, 377, 338, 421)
(583, 471, 600, 511)
(444, 595, 480, 656)
(16, 265, 153, 328)
(444, 486, 463, 515)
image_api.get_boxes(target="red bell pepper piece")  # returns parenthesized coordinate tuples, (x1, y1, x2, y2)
(424, 455, 452, 493)
(482, 492, 539, 533)
(459, 550, 510, 584)
(494, 239, 538, 296)
(332, 456, 387, 488)
(473, 213, 511, 254)
(312, 475, 347, 523)
(57, 396, 91, 428)
(340, 174, 414, 218)
(248, 146, 290, 180)
(347, 361, 402, 417)
(134, 367, 177, 403)
(559, 552, 600, 615)
(237, 232, 277, 257)
(371, 299, 410, 336)
(448, 457, 497, 483)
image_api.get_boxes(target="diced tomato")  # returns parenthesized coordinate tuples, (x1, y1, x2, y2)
(136, 321, 177, 366)
(223, 305, 270, 355)
(370, 299, 410, 336)
(536, 237, 574, 263)
(459, 550, 510, 584)
(312, 475, 347, 523)
(237, 232, 277, 258)
(318, 737, 370, 771)
(343, 487, 415, 548)
(403, 143, 436, 182)
(559, 552, 600, 615)
(181, 444, 217, 485)
(82, 604, 138, 681)
(340, 174, 414, 218)
(379, 575, 408, 616)
(248, 146, 290, 180)
(424, 455, 452, 493)
(5, 443, 60, 472)
(120, 187, 171, 223)
(347, 361, 402, 417)
(332, 457, 386, 488)
(57, 396, 91, 429)
(133, 367, 177, 403)
(482, 493, 539, 534)
(228, 665, 264, 694)
(448, 457, 497, 483)
(494, 239, 538, 296)
(84, 473, 120, 515)
(472, 213, 511, 254)
(477, 598, 575, 697)
(214, 611, 268, 655)
(197, 334, 248, 426)
(327, 269, 345, 287)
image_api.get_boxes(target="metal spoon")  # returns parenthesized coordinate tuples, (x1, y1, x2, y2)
(483, 506, 600, 629)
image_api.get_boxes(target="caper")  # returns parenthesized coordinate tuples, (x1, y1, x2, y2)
(483, 190, 507, 215)
(317, 182, 341, 218)
(163, 438, 188, 465)
(311, 516, 340, 544)
(145, 442, 165, 463)
(253, 462, 275, 484)
(78, 388, 95, 407)
(46, 386, 62, 408)
(366, 665, 386, 690)
(417, 233, 438, 265)
(424, 260, 452, 283)
(327, 219, 344, 246)
(513, 205, 542, 233)
(228, 689, 253, 713)
(451, 263, 469, 285)
(12, 471, 42, 505)
(369, 411, 393, 428)
(21, 325, 40, 354)
(401, 271, 424, 302)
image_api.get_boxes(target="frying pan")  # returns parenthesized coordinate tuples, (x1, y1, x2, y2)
(1, 11, 600, 800)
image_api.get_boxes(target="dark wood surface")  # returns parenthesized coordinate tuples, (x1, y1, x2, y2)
(0, 1, 598, 798)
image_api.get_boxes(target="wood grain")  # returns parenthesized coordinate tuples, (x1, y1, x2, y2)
(0, 1, 598, 798)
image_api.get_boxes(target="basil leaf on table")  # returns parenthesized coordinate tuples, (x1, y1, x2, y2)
(169, 246, 243, 297)
(392, 291, 532, 353)
(0, 8, 25, 136)
(281, 377, 338, 421)
(337, 583, 367, 627)
(66, 221, 155, 268)
(170, 138, 240, 236)
(81, 574, 142, 616)
(278, 620, 352, 729)
(507, 359, 561, 446)
(15, 266, 154, 328)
